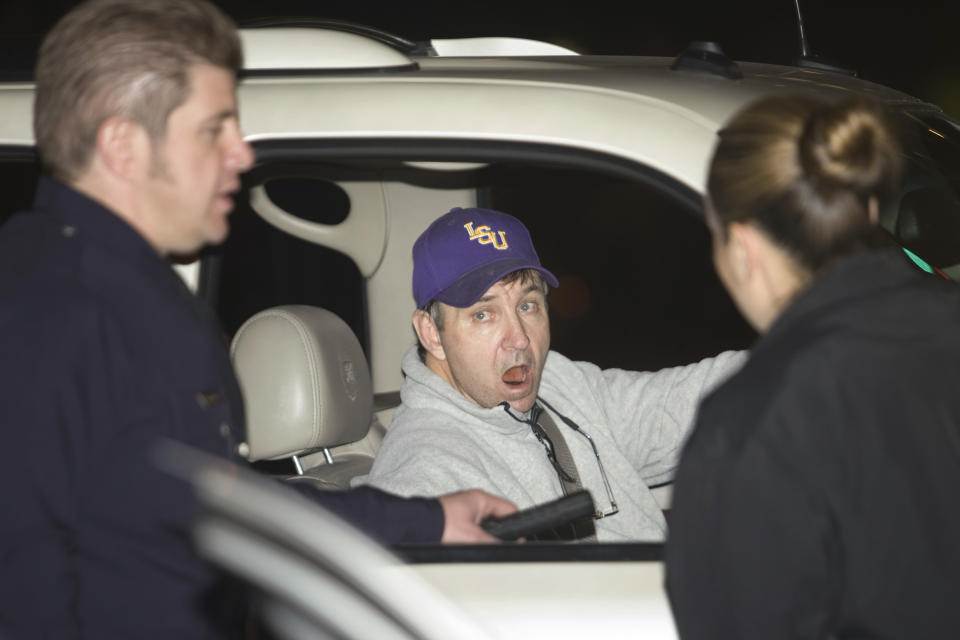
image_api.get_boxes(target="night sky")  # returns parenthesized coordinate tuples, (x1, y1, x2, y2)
(3, 1, 960, 118)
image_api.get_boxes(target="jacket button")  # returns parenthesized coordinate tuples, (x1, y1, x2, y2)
(195, 392, 221, 407)
(61, 225, 77, 237)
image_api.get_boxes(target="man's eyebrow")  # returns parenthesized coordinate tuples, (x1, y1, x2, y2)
(204, 109, 238, 125)
(474, 282, 543, 306)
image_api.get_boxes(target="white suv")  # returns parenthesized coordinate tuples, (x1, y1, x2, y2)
(3, 23, 959, 640)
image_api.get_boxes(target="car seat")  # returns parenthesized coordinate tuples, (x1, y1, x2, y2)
(230, 305, 375, 489)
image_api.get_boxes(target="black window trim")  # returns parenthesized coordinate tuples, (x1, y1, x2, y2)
(393, 542, 664, 564)
(0, 145, 37, 161)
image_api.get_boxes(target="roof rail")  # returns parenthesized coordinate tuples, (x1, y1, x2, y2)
(238, 19, 578, 71)
(238, 21, 418, 74)
(670, 41, 742, 80)
(793, 55, 858, 76)
(428, 37, 579, 56)
(241, 18, 426, 54)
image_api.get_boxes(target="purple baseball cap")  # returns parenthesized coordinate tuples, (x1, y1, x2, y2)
(413, 207, 559, 309)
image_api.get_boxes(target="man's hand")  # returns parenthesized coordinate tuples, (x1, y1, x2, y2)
(438, 489, 517, 543)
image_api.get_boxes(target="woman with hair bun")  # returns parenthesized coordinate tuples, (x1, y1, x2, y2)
(665, 96, 960, 639)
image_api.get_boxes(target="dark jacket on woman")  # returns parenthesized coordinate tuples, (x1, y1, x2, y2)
(666, 249, 960, 639)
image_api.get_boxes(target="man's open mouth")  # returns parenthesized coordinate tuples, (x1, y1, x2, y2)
(502, 364, 529, 386)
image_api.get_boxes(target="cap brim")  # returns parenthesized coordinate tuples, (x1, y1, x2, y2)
(432, 259, 559, 308)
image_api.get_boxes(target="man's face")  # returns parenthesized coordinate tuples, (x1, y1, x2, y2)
(428, 275, 551, 413)
(141, 63, 254, 254)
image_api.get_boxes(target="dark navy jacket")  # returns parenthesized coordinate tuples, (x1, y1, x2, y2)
(0, 178, 442, 638)
(666, 250, 960, 639)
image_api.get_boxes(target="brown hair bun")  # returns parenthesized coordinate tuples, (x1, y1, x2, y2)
(708, 96, 902, 274)
(799, 101, 900, 196)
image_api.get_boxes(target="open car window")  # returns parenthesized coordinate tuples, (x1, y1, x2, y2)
(200, 141, 756, 556)
(206, 144, 756, 377)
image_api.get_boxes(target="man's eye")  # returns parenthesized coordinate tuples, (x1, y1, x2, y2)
(474, 310, 487, 321)
(520, 301, 536, 313)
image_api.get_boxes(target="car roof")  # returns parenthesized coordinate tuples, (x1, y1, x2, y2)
(406, 53, 927, 122)
(0, 28, 945, 194)
(233, 53, 935, 192)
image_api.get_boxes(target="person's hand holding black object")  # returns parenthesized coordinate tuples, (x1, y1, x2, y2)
(480, 491, 595, 541)
(439, 489, 518, 543)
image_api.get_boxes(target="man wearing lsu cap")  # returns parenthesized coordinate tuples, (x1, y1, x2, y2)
(358, 207, 744, 541)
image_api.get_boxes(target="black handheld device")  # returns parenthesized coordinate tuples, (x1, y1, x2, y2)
(481, 490, 595, 541)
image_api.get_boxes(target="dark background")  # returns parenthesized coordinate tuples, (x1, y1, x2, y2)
(3, 0, 960, 118)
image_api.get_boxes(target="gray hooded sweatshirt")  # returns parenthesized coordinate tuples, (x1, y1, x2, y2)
(356, 346, 744, 541)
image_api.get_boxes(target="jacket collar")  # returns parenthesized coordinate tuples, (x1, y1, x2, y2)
(761, 248, 928, 346)
(33, 176, 166, 272)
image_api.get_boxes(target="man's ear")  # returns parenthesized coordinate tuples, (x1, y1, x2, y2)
(94, 116, 145, 180)
(412, 309, 446, 361)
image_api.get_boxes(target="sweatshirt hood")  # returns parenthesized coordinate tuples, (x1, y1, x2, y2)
(399, 346, 532, 435)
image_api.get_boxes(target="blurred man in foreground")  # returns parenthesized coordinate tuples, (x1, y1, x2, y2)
(0, 2, 513, 637)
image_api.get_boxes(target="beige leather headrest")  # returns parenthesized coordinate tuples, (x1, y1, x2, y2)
(230, 305, 373, 461)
